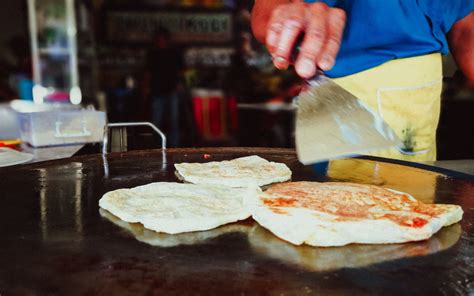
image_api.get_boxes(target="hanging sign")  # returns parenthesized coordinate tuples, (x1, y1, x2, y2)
(107, 11, 233, 44)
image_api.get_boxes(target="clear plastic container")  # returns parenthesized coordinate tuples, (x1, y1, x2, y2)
(18, 109, 106, 147)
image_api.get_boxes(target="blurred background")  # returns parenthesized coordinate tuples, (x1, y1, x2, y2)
(0, 0, 473, 160)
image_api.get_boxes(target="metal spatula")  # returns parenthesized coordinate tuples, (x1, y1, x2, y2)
(295, 73, 401, 164)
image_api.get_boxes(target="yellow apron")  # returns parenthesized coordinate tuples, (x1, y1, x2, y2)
(333, 53, 443, 162)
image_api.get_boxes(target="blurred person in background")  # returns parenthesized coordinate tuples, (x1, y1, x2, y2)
(223, 32, 259, 103)
(252, 1, 474, 161)
(145, 27, 184, 147)
(107, 75, 137, 122)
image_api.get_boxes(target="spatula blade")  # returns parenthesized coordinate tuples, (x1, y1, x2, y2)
(296, 76, 401, 164)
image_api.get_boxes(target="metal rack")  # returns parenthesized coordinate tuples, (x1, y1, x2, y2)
(102, 122, 167, 156)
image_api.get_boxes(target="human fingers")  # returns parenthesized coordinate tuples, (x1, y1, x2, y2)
(294, 2, 329, 78)
(318, 7, 346, 71)
(267, 3, 306, 69)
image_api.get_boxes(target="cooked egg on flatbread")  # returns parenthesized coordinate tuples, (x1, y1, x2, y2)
(174, 155, 292, 188)
(251, 182, 463, 247)
(99, 182, 261, 234)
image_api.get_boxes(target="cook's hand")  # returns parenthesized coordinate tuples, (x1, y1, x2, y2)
(266, 2, 346, 78)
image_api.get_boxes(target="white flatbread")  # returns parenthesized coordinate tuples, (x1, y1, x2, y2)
(100, 209, 252, 247)
(252, 182, 463, 247)
(99, 182, 261, 234)
(174, 155, 292, 187)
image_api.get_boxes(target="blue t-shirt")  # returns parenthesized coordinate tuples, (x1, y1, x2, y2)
(304, 0, 474, 77)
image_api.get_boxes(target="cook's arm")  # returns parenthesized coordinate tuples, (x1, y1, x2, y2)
(449, 12, 474, 85)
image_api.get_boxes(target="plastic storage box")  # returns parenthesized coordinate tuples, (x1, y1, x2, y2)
(18, 109, 106, 147)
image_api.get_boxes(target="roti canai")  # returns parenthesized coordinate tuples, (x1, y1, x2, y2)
(99, 182, 261, 234)
(252, 182, 463, 247)
(100, 208, 252, 247)
(174, 155, 292, 187)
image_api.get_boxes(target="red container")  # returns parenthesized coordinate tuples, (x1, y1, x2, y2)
(192, 89, 237, 141)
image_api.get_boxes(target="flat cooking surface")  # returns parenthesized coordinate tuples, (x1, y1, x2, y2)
(0, 148, 473, 295)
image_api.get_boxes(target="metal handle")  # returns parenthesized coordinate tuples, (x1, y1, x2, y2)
(54, 120, 91, 138)
(102, 122, 167, 156)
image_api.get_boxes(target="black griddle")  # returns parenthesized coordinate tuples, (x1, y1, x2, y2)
(0, 148, 473, 295)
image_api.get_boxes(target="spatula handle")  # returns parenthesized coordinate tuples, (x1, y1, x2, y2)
(290, 32, 306, 64)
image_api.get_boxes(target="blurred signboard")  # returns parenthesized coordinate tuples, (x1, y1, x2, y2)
(106, 11, 233, 44)
(184, 47, 234, 67)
